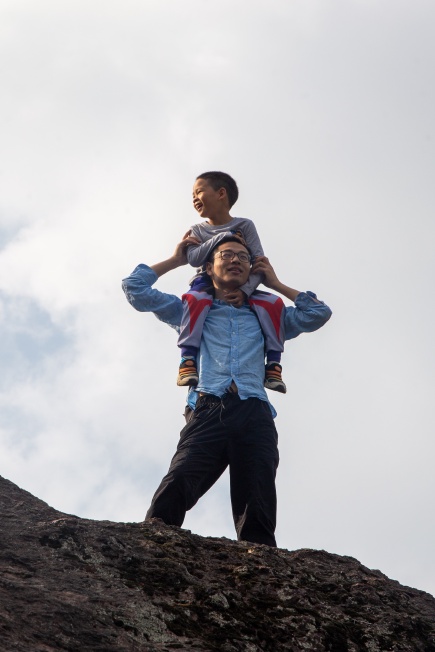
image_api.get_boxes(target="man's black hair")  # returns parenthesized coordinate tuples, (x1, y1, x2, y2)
(206, 235, 252, 263)
(196, 171, 239, 208)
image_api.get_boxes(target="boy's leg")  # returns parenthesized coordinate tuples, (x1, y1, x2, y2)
(248, 293, 287, 394)
(264, 359, 286, 394)
(178, 347, 199, 387)
(145, 395, 229, 525)
(177, 289, 213, 386)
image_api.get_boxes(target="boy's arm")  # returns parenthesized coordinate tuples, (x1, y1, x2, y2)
(239, 271, 263, 298)
(186, 229, 234, 267)
(237, 219, 265, 297)
(238, 219, 264, 257)
(186, 219, 264, 269)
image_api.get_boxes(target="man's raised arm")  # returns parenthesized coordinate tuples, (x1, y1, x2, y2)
(251, 255, 332, 338)
(122, 234, 199, 329)
(151, 234, 200, 278)
(251, 256, 305, 302)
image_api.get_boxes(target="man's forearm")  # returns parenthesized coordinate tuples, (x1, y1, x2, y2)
(251, 257, 321, 304)
(273, 281, 322, 304)
(267, 280, 301, 302)
(151, 256, 184, 278)
(151, 235, 199, 277)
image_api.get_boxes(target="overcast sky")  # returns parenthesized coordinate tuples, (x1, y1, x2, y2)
(1, 0, 434, 597)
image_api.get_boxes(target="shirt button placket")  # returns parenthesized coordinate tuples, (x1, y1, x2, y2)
(230, 310, 239, 375)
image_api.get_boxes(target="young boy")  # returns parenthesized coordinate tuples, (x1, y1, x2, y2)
(177, 171, 287, 393)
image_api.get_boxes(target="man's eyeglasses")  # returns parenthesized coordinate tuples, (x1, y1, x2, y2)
(215, 249, 251, 263)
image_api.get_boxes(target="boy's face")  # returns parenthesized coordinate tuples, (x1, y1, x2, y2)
(192, 178, 226, 218)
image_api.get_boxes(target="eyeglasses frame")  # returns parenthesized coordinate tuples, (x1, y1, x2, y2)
(214, 249, 252, 264)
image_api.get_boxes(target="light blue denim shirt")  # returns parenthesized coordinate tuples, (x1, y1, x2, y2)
(122, 264, 332, 417)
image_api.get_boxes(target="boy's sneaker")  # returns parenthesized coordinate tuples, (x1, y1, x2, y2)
(264, 362, 287, 394)
(177, 357, 199, 387)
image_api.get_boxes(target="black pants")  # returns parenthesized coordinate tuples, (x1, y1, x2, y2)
(146, 393, 280, 547)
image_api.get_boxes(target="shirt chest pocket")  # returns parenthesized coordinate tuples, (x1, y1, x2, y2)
(236, 311, 263, 341)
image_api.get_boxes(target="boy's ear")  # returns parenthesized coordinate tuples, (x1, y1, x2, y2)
(217, 187, 227, 200)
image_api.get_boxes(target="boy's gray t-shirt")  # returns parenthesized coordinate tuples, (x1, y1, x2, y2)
(187, 217, 264, 297)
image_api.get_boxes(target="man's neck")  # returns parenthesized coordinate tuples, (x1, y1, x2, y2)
(214, 285, 240, 302)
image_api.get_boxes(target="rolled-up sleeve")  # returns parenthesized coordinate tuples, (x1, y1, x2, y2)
(122, 264, 183, 332)
(284, 291, 332, 340)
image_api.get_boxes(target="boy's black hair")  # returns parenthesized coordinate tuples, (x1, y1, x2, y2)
(196, 171, 239, 208)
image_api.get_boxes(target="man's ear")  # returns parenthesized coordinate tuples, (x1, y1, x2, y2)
(205, 261, 213, 276)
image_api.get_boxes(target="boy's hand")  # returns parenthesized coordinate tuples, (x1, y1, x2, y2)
(224, 288, 246, 307)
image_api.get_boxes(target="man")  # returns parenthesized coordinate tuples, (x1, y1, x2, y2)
(122, 236, 331, 546)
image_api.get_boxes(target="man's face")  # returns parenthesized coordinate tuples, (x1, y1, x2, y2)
(206, 241, 251, 289)
(192, 178, 225, 218)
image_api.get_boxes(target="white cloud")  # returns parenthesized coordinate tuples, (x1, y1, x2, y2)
(1, 0, 434, 597)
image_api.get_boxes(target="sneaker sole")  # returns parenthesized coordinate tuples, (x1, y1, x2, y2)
(177, 376, 199, 387)
(264, 381, 287, 394)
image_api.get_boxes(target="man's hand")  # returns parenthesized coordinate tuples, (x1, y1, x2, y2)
(151, 232, 200, 278)
(251, 256, 280, 289)
(172, 231, 201, 266)
(224, 288, 246, 307)
(252, 255, 303, 303)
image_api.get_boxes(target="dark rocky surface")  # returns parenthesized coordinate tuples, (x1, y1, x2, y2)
(1, 474, 434, 651)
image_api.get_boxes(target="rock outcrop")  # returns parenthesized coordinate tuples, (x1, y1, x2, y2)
(1, 475, 434, 651)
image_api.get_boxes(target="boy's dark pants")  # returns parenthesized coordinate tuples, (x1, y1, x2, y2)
(146, 393, 280, 547)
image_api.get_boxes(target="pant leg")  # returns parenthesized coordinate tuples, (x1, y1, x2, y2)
(177, 290, 213, 351)
(145, 396, 229, 525)
(248, 292, 286, 356)
(225, 396, 280, 546)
